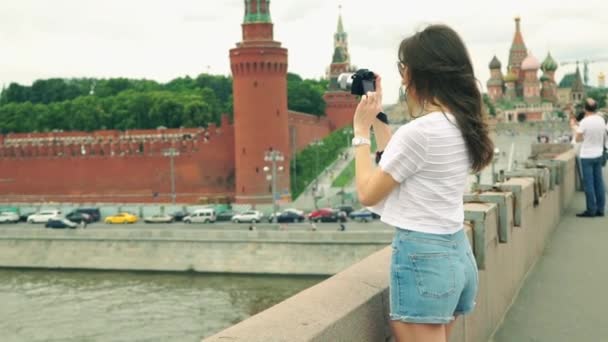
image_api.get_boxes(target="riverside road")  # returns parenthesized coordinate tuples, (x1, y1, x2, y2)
(0, 220, 392, 232)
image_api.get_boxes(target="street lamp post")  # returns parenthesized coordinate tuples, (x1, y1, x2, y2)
(491, 148, 501, 184)
(162, 148, 180, 204)
(309, 140, 324, 209)
(264, 150, 285, 222)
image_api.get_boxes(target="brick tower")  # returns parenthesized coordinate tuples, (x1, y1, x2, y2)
(230, 0, 290, 204)
(540, 52, 558, 104)
(508, 17, 528, 97)
(323, 6, 359, 131)
(487, 55, 504, 101)
(522, 52, 541, 104)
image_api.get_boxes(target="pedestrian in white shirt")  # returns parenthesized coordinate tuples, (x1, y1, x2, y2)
(570, 98, 606, 217)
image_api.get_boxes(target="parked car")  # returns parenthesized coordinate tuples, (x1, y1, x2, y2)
(66, 211, 93, 224)
(28, 210, 62, 224)
(232, 210, 264, 223)
(276, 211, 306, 223)
(268, 208, 305, 222)
(45, 218, 78, 229)
(0, 212, 20, 223)
(104, 212, 138, 224)
(144, 214, 174, 224)
(183, 209, 216, 223)
(216, 210, 236, 222)
(170, 211, 189, 222)
(74, 208, 101, 222)
(335, 205, 355, 215)
(349, 208, 376, 222)
(308, 208, 347, 223)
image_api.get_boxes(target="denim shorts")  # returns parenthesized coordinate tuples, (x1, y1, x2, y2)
(389, 228, 479, 324)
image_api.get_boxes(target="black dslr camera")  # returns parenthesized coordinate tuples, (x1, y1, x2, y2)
(337, 68, 388, 125)
(337, 69, 377, 96)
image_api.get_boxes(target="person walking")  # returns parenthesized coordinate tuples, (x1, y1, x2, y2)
(570, 98, 606, 217)
(352, 25, 494, 341)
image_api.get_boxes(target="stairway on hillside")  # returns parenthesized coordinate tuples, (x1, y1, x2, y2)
(290, 149, 360, 210)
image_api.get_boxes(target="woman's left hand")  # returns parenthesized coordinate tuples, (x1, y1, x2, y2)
(353, 75, 383, 136)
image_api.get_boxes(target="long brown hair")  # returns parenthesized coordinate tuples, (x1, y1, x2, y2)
(398, 24, 494, 172)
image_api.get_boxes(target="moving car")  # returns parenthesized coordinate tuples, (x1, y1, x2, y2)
(349, 208, 376, 222)
(144, 214, 174, 224)
(275, 211, 306, 223)
(232, 210, 264, 223)
(170, 211, 189, 222)
(66, 211, 93, 224)
(105, 212, 138, 224)
(45, 218, 78, 229)
(183, 209, 216, 224)
(308, 208, 347, 223)
(216, 210, 236, 222)
(74, 208, 101, 222)
(268, 208, 305, 222)
(0, 212, 20, 223)
(28, 210, 62, 224)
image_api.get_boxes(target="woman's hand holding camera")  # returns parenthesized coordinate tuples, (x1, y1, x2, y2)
(353, 75, 383, 138)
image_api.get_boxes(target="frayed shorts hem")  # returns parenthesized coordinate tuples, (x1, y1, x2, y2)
(389, 313, 454, 324)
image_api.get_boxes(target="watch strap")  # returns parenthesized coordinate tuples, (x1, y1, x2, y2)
(351, 136, 371, 146)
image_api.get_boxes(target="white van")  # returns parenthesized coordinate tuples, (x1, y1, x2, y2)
(27, 210, 62, 224)
(183, 208, 216, 223)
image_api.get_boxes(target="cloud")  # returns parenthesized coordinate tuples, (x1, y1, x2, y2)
(2, 0, 608, 96)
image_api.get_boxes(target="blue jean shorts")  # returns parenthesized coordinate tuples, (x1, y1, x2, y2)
(389, 228, 479, 324)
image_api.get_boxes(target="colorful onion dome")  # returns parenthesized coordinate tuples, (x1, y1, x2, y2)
(504, 70, 518, 82)
(489, 55, 502, 69)
(521, 52, 540, 71)
(541, 53, 558, 72)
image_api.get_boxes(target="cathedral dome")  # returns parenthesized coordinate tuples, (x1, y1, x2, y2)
(521, 53, 540, 71)
(489, 55, 502, 69)
(541, 53, 558, 72)
(504, 71, 518, 83)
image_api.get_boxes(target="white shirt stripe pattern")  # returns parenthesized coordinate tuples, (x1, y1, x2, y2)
(369, 112, 470, 234)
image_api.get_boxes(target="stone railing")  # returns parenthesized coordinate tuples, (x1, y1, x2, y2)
(205, 146, 576, 342)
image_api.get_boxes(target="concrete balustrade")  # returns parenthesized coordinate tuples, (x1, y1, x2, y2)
(205, 148, 576, 342)
(0, 229, 392, 275)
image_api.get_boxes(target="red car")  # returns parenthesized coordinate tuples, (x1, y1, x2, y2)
(308, 208, 347, 223)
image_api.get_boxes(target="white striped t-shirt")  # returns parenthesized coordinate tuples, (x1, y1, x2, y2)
(369, 112, 471, 234)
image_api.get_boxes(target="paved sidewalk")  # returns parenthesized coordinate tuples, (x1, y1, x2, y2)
(493, 192, 608, 342)
(291, 150, 356, 210)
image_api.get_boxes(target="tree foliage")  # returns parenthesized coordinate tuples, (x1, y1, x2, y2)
(482, 93, 497, 116)
(290, 127, 350, 199)
(0, 73, 328, 133)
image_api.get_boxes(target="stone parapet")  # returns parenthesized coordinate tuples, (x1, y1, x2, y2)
(205, 146, 575, 341)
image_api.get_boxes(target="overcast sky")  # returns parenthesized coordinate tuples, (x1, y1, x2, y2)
(1, 0, 607, 104)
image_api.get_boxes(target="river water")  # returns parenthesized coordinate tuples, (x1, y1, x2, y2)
(0, 270, 325, 342)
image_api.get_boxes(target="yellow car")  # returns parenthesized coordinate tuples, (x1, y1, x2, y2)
(104, 212, 138, 224)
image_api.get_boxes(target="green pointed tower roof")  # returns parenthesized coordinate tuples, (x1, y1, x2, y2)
(243, 0, 272, 24)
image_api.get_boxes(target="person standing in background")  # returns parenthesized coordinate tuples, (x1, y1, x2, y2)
(570, 98, 606, 217)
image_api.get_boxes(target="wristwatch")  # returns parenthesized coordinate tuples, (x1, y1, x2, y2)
(351, 136, 371, 147)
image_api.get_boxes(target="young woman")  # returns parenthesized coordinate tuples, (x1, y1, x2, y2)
(352, 25, 494, 342)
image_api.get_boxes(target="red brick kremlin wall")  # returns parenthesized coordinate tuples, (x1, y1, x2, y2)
(0, 116, 236, 204)
(0, 113, 334, 204)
